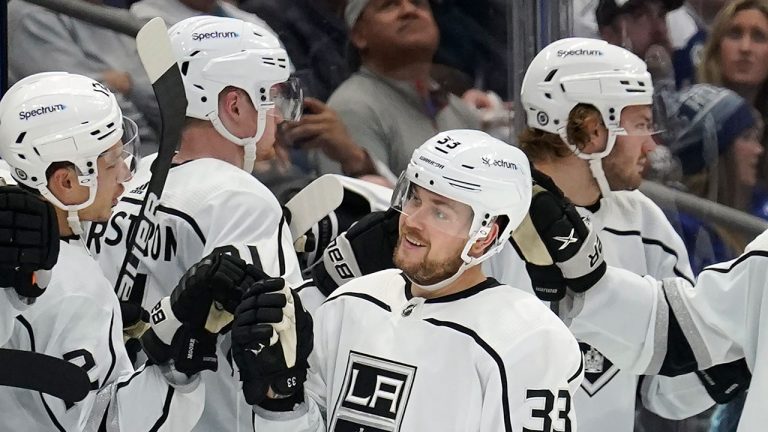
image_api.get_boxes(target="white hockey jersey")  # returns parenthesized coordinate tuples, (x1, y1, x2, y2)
(567, 228, 768, 432)
(254, 269, 584, 432)
(0, 288, 30, 347)
(484, 190, 713, 431)
(87, 156, 304, 432)
(0, 239, 203, 431)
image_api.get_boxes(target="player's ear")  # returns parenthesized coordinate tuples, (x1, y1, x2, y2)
(47, 164, 84, 205)
(468, 222, 500, 258)
(580, 114, 608, 154)
(218, 87, 241, 119)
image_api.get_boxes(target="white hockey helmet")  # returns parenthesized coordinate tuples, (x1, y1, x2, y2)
(168, 16, 302, 173)
(392, 129, 532, 290)
(521, 37, 654, 195)
(0, 72, 138, 235)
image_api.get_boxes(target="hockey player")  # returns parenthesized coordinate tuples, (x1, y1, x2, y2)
(0, 71, 264, 431)
(514, 158, 768, 432)
(504, 36, 737, 431)
(86, 16, 306, 431)
(231, 129, 586, 431)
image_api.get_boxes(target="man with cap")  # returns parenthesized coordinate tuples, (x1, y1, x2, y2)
(596, 0, 707, 89)
(315, 0, 481, 177)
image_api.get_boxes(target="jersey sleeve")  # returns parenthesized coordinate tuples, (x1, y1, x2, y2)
(484, 319, 583, 432)
(568, 250, 764, 377)
(31, 290, 204, 431)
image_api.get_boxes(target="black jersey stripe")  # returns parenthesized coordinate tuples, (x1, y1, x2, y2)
(115, 366, 148, 391)
(121, 196, 206, 244)
(424, 318, 512, 432)
(148, 386, 175, 432)
(325, 292, 392, 312)
(701, 250, 768, 274)
(277, 217, 287, 275)
(568, 355, 584, 383)
(16, 316, 67, 432)
(103, 309, 117, 387)
(601, 227, 694, 285)
(294, 279, 315, 293)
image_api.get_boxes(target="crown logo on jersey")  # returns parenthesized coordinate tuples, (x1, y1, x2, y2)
(584, 346, 605, 374)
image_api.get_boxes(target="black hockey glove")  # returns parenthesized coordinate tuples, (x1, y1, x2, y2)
(695, 358, 751, 404)
(511, 169, 606, 301)
(0, 186, 59, 298)
(311, 208, 399, 296)
(141, 252, 267, 376)
(232, 278, 313, 411)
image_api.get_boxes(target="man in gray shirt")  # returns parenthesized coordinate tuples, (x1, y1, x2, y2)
(318, 0, 481, 176)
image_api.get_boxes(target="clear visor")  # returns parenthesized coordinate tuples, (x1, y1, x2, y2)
(98, 117, 140, 183)
(390, 172, 473, 239)
(613, 111, 666, 137)
(267, 77, 303, 122)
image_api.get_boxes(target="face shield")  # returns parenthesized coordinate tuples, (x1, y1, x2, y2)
(97, 117, 140, 183)
(267, 76, 303, 122)
(390, 171, 474, 240)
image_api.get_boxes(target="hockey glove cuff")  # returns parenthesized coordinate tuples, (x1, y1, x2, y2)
(512, 169, 606, 300)
(141, 296, 218, 376)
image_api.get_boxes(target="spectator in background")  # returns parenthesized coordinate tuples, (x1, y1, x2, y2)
(315, 0, 481, 177)
(665, 84, 765, 272)
(596, 0, 703, 87)
(698, 0, 768, 188)
(7, 0, 160, 153)
(130, 0, 278, 30)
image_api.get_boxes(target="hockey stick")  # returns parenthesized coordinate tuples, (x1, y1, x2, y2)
(114, 18, 186, 307)
(285, 174, 345, 246)
(0, 348, 90, 402)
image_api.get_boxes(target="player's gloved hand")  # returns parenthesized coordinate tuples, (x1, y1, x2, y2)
(232, 278, 313, 411)
(0, 186, 59, 298)
(311, 208, 399, 296)
(511, 169, 606, 301)
(695, 358, 752, 404)
(141, 252, 268, 376)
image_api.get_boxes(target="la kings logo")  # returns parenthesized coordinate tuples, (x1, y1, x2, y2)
(579, 342, 619, 396)
(330, 351, 416, 432)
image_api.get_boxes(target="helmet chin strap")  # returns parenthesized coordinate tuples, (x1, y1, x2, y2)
(560, 127, 617, 199)
(588, 158, 612, 198)
(209, 110, 267, 174)
(39, 186, 94, 237)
